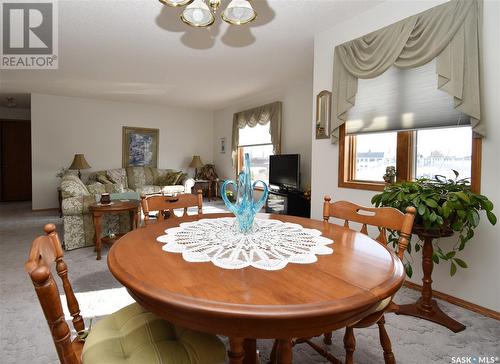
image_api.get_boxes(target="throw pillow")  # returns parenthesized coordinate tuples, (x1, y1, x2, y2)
(106, 169, 127, 187)
(163, 171, 180, 185)
(172, 171, 187, 185)
(105, 183, 125, 193)
(153, 168, 172, 185)
(96, 174, 113, 185)
(87, 182, 106, 195)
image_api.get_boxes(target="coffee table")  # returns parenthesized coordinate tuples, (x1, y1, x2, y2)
(89, 199, 140, 260)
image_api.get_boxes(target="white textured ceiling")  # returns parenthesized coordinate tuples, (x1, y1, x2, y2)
(0, 0, 382, 110)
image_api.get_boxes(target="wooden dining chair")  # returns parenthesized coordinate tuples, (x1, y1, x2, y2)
(141, 190, 203, 225)
(322, 195, 415, 364)
(272, 196, 416, 364)
(25, 224, 226, 364)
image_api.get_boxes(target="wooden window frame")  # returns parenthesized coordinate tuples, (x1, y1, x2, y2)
(338, 123, 482, 193)
(236, 143, 275, 191)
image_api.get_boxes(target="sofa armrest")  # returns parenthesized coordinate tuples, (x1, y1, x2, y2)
(184, 178, 195, 193)
(62, 195, 95, 216)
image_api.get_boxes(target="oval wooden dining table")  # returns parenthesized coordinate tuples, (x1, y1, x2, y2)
(108, 213, 405, 364)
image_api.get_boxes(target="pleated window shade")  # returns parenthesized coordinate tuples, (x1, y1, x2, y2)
(345, 59, 470, 135)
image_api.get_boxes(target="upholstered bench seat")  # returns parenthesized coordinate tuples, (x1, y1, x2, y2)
(82, 303, 226, 364)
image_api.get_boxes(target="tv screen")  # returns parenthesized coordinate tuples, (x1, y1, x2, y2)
(269, 154, 300, 189)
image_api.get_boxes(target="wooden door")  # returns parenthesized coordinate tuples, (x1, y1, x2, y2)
(1, 120, 32, 201)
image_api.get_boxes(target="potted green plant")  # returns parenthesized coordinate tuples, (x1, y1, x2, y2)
(372, 171, 496, 276)
(371, 171, 496, 332)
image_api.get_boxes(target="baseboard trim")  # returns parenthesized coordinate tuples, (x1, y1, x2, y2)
(403, 281, 500, 321)
(32, 207, 59, 213)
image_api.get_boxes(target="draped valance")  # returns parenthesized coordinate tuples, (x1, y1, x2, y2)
(231, 101, 282, 166)
(331, 0, 482, 142)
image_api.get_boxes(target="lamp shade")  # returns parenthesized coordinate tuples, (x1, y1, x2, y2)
(69, 154, 91, 170)
(189, 155, 204, 168)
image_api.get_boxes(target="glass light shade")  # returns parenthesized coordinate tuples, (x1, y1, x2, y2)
(221, 0, 256, 25)
(181, 0, 215, 27)
(159, 0, 193, 7)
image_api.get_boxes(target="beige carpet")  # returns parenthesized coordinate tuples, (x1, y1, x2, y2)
(1, 201, 498, 364)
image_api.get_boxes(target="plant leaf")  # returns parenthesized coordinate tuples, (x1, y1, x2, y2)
(454, 258, 468, 268)
(445, 251, 456, 259)
(405, 263, 413, 278)
(455, 191, 470, 203)
(426, 199, 438, 208)
(450, 262, 457, 276)
(480, 199, 494, 211)
(452, 169, 459, 178)
(487, 211, 497, 225)
(418, 203, 426, 216)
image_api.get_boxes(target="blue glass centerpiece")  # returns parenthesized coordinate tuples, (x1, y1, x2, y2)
(221, 153, 269, 234)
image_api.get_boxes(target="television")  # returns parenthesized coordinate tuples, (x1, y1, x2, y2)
(269, 154, 300, 190)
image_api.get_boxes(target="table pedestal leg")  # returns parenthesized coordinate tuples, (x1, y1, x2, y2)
(395, 236, 466, 333)
(229, 338, 245, 364)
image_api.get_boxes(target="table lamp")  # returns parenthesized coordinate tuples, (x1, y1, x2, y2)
(69, 154, 91, 179)
(189, 155, 204, 178)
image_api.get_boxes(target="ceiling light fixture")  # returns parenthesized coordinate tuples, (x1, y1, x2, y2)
(160, 0, 256, 28)
(159, 0, 193, 7)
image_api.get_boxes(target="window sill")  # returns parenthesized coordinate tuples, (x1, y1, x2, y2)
(338, 180, 386, 192)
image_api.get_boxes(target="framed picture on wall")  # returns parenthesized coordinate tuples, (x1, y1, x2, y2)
(220, 137, 226, 154)
(122, 126, 159, 168)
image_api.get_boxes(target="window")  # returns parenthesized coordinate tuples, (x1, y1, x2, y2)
(339, 124, 481, 192)
(338, 60, 481, 193)
(415, 127, 472, 181)
(353, 132, 397, 182)
(237, 123, 274, 185)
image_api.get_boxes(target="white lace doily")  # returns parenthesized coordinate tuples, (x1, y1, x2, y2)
(156, 217, 333, 271)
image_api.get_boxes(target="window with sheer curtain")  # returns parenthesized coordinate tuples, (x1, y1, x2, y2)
(237, 123, 274, 185)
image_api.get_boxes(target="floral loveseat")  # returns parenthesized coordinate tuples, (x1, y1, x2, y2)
(61, 167, 194, 250)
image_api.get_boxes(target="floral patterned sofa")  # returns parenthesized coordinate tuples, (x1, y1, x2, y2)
(61, 167, 194, 250)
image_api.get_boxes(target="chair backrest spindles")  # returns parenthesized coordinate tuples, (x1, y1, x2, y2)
(323, 195, 416, 260)
(46, 226, 85, 334)
(141, 191, 203, 225)
(25, 224, 82, 364)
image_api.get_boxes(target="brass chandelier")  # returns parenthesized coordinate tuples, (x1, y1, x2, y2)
(159, 0, 257, 27)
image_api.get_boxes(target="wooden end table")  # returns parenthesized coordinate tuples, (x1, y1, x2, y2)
(89, 200, 140, 260)
(192, 179, 212, 201)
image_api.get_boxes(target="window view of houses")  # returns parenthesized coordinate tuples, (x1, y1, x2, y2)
(354, 127, 472, 182)
(354, 132, 397, 181)
(415, 127, 472, 180)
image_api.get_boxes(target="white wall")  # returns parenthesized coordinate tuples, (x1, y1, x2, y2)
(0, 106, 30, 120)
(213, 73, 313, 190)
(31, 93, 213, 210)
(311, 0, 500, 311)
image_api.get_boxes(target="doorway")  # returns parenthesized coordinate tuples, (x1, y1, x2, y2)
(0, 120, 32, 201)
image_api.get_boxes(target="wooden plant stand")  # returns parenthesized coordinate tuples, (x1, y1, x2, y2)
(394, 228, 466, 333)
